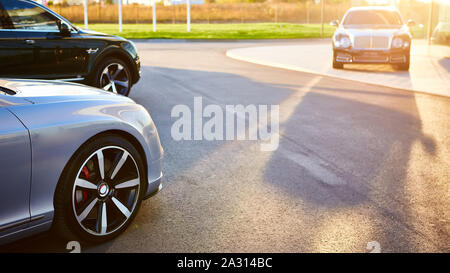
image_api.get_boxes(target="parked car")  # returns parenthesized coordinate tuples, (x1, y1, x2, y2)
(330, 6, 414, 70)
(432, 22, 450, 46)
(0, 0, 140, 96)
(0, 79, 163, 244)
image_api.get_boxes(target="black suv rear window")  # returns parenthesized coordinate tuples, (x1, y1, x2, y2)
(0, 0, 58, 30)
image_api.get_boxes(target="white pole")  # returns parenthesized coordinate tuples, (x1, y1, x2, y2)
(84, 0, 88, 29)
(426, 0, 434, 46)
(119, 0, 123, 32)
(153, 0, 156, 32)
(187, 0, 191, 32)
(320, 0, 324, 38)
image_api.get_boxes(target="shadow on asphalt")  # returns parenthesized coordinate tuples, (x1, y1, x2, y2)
(0, 232, 62, 253)
(263, 76, 437, 251)
(0, 230, 115, 253)
(343, 64, 409, 74)
(438, 58, 450, 72)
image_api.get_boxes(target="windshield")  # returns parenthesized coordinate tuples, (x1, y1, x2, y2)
(343, 10, 403, 26)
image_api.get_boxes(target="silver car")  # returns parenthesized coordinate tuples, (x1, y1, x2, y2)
(331, 6, 415, 70)
(0, 79, 163, 244)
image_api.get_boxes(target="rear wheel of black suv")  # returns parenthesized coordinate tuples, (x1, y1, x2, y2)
(94, 58, 132, 96)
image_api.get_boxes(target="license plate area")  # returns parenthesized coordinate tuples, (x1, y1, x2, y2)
(361, 51, 381, 57)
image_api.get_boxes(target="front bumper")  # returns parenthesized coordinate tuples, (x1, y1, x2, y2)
(143, 157, 163, 200)
(334, 48, 409, 64)
(133, 56, 141, 84)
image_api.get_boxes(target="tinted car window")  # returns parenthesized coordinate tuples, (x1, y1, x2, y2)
(343, 10, 403, 26)
(0, 0, 58, 30)
(0, 2, 13, 28)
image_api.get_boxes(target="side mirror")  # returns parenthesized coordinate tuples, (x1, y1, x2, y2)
(58, 21, 71, 37)
(330, 20, 339, 27)
(407, 19, 415, 27)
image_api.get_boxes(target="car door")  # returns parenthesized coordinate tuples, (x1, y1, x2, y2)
(0, 0, 85, 79)
(0, 104, 31, 237)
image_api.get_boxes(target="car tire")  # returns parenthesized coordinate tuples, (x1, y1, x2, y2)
(53, 134, 146, 243)
(332, 51, 344, 69)
(94, 58, 132, 96)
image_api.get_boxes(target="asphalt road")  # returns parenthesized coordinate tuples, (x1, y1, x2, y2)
(2, 40, 449, 252)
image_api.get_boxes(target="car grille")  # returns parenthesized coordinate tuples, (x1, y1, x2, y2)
(354, 36, 389, 49)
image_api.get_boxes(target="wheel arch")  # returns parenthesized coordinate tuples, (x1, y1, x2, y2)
(53, 129, 149, 211)
(89, 48, 139, 85)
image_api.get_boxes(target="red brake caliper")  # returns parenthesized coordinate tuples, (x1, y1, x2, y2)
(75, 167, 90, 208)
(82, 166, 90, 179)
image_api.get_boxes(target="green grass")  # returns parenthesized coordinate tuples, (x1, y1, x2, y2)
(75, 23, 428, 40)
(75, 23, 336, 39)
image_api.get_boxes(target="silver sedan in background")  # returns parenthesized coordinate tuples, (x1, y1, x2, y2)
(0, 79, 163, 244)
(331, 6, 414, 70)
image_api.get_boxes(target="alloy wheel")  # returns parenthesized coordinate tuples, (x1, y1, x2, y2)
(100, 63, 130, 95)
(72, 146, 140, 236)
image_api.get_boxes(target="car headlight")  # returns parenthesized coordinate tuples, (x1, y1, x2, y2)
(392, 37, 403, 48)
(336, 36, 351, 48)
(122, 41, 139, 56)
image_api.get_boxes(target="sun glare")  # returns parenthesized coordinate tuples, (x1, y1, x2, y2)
(366, 0, 449, 4)
(415, 0, 450, 4)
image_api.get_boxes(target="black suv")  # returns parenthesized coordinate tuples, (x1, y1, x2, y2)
(0, 0, 140, 96)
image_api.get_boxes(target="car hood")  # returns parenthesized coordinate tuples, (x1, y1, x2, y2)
(0, 79, 133, 105)
(78, 29, 126, 41)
